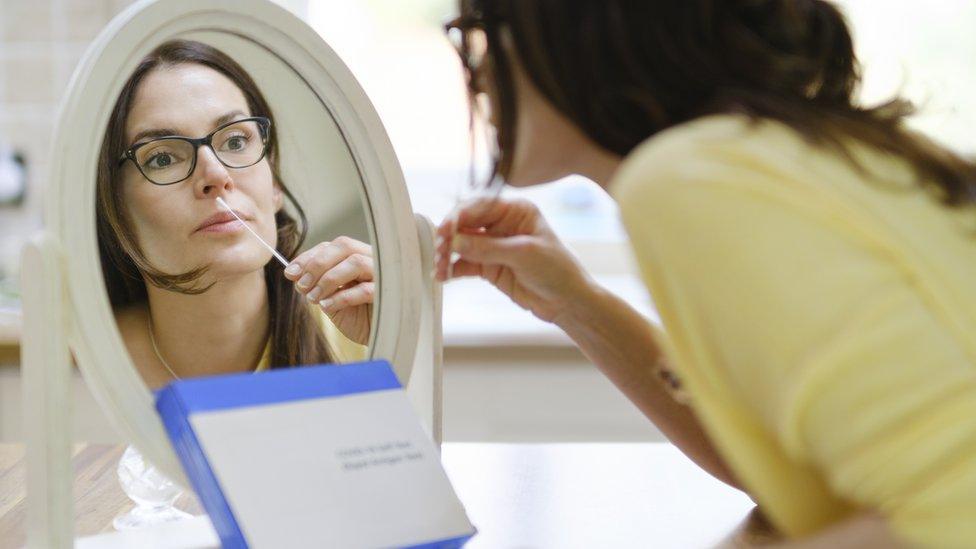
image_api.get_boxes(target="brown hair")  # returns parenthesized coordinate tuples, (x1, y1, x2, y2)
(96, 39, 334, 368)
(458, 0, 976, 208)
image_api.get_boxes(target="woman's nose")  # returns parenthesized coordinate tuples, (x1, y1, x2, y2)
(193, 145, 235, 197)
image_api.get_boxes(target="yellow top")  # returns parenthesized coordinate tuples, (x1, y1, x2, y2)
(610, 114, 976, 548)
(254, 305, 369, 372)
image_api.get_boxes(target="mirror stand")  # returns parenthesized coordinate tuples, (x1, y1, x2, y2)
(408, 214, 444, 445)
(20, 215, 443, 547)
(21, 233, 74, 548)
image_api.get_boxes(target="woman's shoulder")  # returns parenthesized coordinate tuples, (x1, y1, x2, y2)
(610, 114, 805, 200)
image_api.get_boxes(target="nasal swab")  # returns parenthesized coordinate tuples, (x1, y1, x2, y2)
(215, 197, 290, 268)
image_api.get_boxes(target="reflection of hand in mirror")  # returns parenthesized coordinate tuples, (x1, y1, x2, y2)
(284, 237, 374, 346)
(96, 40, 369, 390)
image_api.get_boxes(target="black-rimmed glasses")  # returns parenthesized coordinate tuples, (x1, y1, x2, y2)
(118, 116, 271, 186)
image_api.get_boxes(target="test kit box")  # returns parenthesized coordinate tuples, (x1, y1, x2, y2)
(156, 360, 476, 548)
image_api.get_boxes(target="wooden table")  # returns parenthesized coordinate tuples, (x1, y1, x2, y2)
(0, 444, 201, 549)
(1, 443, 779, 548)
(0, 345, 17, 365)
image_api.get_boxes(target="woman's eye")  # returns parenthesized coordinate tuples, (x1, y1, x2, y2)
(221, 134, 249, 152)
(143, 152, 179, 170)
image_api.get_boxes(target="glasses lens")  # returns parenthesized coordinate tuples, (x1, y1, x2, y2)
(133, 139, 195, 185)
(213, 119, 268, 168)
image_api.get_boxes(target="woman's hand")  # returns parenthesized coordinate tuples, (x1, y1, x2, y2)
(436, 197, 750, 492)
(284, 236, 374, 345)
(434, 196, 593, 325)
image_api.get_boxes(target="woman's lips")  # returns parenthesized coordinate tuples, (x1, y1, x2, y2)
(195, 209, 251, 234)
(197, 219, 246, 234)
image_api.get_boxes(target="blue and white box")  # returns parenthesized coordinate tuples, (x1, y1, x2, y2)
(156, 360, 476, 548)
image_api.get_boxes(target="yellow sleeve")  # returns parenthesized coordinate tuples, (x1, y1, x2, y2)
(612, 133, 976, 547)
(313, 305, 369, 363)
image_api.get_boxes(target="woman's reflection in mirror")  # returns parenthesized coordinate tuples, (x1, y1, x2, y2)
(96, 40, 372, 389)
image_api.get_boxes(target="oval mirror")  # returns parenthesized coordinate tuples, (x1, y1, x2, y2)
(47, 0, 432, 486)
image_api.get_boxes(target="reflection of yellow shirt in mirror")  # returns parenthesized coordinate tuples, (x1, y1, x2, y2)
(253, 305, 368, 371)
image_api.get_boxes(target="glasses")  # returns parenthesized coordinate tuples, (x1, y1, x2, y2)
(118, 116, 271, 186)
(444, 16, 489, 76)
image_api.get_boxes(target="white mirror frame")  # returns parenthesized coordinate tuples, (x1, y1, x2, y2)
(21, 0, 441, 545)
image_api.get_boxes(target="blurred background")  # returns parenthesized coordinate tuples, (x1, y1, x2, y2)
(0, 0, 974, 443)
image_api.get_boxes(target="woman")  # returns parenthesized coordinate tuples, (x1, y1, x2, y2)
(436, 1, 976, 547)
(97, 40, 373, 390)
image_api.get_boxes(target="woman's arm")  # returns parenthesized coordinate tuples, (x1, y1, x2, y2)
(436, 196, 742, 490)
(554, 279, 742, 490)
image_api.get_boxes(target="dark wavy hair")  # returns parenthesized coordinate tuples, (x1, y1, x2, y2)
(456, 0, 976, 208)
(96, 39, 334, 368)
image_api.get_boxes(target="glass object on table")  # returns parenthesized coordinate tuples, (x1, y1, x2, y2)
(113, 444, 193, 530)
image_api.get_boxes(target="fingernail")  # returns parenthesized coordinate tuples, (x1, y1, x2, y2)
(298, 273, 314, 287)
(435, 235, 444, 249)
(306, 287, 322, 302)
(285, 263, 301, 276)
(319, 298, 334, 310)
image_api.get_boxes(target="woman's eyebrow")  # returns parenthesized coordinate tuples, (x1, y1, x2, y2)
(129, 127, 180, 145)
(212, 109, 247, 128)
(127, 110, 249, 147)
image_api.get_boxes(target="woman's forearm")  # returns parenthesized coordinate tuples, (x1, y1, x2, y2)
(553, 281, 743, 491)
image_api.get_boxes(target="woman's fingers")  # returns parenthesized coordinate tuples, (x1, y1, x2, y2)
(434, 196, 546, 281)
(284, 242, 322, 281)
(436, 244, 460, 281)
(285, 237, 371, 281)
(331, 235, 372, 256)
(452, 233, 535, 268)
(434, 200, 495, 280)
(285, 237, 373, 295)
(435, 209, 457, 241)
(434, 216, 454, 279)
(434, 195, 516, 244)
(436, 233, 533, 282)
(319, 281, 375, 315)
(304, 253, 374, 303)
(448, 259, 483, 279)
(453, 195, 519, 230)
